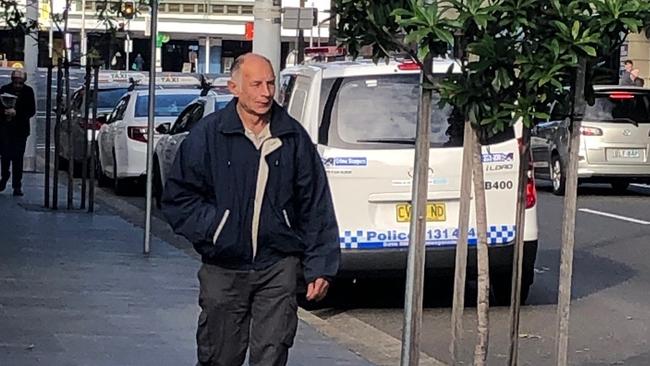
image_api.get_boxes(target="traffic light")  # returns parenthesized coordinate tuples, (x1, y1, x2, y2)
(122, 0, 135, 20)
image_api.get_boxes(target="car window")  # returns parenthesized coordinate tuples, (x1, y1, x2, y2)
(279, 75, 297, 108)
(170, 104, 197, 134)
(108, 96, 130, 123)
(214, 95, 233, 111)
(584, 91, 650, 123)
(95, 88, 128, 109)
(187, 103, 206, 131)
(320, 74, 512, 149)
(134, 93, 198, 118)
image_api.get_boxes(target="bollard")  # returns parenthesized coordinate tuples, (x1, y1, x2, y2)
(43, 62, 53, 208)
(52, 60, 64, 210)
(80, 62, 92, 209)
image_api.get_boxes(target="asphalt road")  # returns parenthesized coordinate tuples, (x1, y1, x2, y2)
(85, 179, 650, 366)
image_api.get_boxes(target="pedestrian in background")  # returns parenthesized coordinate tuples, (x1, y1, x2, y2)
(620, 60, 634, 85)
(631, 69, 645, 87)
(161, 53, 341, 366)
(134, 53, 145, 71)
(0, 69, 36, 196)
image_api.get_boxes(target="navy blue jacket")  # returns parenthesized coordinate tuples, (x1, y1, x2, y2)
(161, 99, 340, 283)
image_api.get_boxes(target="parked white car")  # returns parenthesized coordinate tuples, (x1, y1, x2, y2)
(152, 91, 234, 205)
(280, 59, 539, 304)
(96, 88, 200, 194)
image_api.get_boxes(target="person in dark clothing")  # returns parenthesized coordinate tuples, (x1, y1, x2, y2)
(161, 53, 340, 366)
(134, 54, 145, 71)
(0, 69, 36, 196)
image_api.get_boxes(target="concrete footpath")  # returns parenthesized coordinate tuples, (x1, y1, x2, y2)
(0, 173, 375, 366)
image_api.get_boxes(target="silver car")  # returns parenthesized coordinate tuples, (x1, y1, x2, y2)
(532, 86, 650, 195)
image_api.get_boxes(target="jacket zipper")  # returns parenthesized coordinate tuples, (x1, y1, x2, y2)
(282, 209, 292, 228)
(212, 209, 230, 245)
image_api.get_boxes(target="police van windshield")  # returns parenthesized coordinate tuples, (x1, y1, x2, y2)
(585, 91, 650, 124)
(320, 74, 512, 149)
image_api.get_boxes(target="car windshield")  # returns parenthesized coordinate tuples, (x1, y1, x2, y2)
(585, 91, 650, 124)
(134, 93, 198, 117)
(96, 88, 128, 109)
(214, 96, 233, 111)
(323, 74, 511, 148)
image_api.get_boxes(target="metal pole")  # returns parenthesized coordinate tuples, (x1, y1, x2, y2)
(23, 0, 39, 172)
(400, 55, 433, 366)
(126, 22, 131, 72)
(555, 57, 587, 366)
(328, 0, 336, 45)
(253, 0, 282, 95)
(80, 0, 87, 66)
(53, 60, 63, 210)
(297, 2, 305, 64)
(65, 59, 74, 210)
(80, 62, 92, 209)
(144, 0, 158, 255)
(205, 36, 210, 74)
(88, 64, 99, 213)
(44, 62, 53, 208)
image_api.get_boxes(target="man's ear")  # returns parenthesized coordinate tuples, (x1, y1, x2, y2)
(227, 79, 238, 97)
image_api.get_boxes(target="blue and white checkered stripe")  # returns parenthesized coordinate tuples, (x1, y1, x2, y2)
(340, 225, 516, 249)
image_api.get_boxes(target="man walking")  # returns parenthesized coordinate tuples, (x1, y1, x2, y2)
(620, 60, 634, 85)
(0, 69, 36, 196)
(161, 53, 340, 366)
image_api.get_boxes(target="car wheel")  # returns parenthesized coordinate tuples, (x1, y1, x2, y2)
(96, 148, 111, 188)
(152, 157, 163, 209)
(611, 181, 629, 193)
(550, 154, 566, 196)
(112, 152, 128, 195)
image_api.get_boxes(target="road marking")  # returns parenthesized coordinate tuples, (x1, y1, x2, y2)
(579, 208, 650, 225)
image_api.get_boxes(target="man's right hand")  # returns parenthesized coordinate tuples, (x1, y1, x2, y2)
(4, 108, 16, 117)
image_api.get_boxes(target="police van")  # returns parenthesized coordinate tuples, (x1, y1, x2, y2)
(280, 58, 539, 304)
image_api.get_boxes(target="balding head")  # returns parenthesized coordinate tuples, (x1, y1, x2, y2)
(228, 53, 276, 117)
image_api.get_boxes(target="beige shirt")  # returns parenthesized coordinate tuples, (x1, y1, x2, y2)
(244, 122, 272, 150)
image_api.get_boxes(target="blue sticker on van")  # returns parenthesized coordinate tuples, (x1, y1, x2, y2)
(322, 157, 368, 167)
(482, 152, 515, 163)
(339, 225, 516, 249)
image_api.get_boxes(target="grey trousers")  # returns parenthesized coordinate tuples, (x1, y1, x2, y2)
(196, 257, 300, 366)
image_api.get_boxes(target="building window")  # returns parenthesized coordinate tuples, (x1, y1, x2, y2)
(167, 3, 181, 12)
(197, 4, 205, 13)
(241, 5, 253, 15)
(95, 2, 106, 11)
(225, 5, 238, 15)
(211, 4, 224, 14)
(181, 4, 194, 12)
(84, 1, 94, 11)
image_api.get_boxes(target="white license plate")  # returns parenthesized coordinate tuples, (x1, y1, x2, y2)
(613, 149, 642, 159)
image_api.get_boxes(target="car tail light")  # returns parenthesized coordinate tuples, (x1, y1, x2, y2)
(79, 119, 103, 130)
(609, 91, 635, 100)
(518, 138, 537, 209)
(128, 126, 148, 143)
(398, 60, 420, 71)
(580, 126, 603, 136)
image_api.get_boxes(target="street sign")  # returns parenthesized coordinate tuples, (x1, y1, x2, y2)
(282, 7, 317, 30)
(155, 33, 170, 48)
(245, 22, 254, 41)
(125, 39, 133, 53)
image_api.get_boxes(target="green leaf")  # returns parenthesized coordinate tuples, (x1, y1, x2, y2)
(571, 20, 580, 40)
(578, 45, 597, 57)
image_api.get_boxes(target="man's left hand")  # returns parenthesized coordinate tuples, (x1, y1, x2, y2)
(306, 278, 330, 302)
(4, 108, 16, 117)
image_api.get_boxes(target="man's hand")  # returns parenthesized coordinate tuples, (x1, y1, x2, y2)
(306, 278, 330, 302)
(4, 108, 16, 117)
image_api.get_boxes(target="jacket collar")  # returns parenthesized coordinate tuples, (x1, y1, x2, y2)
(220, 98, 298, 137)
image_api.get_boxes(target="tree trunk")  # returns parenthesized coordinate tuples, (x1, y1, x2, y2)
(400, 54, 434, 366)
(555, 57, 587, 366)
(472, 127, 490, 366)
(507, 126, 531, 366)
(450, 120, 474, 364)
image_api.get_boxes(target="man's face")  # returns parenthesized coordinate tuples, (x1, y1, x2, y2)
(12, 77, 25, 90)
(625, 63, 633, 72)
(228, 57, 276, 117)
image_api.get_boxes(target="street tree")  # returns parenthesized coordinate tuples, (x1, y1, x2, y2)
(334, 0, 650, 365)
